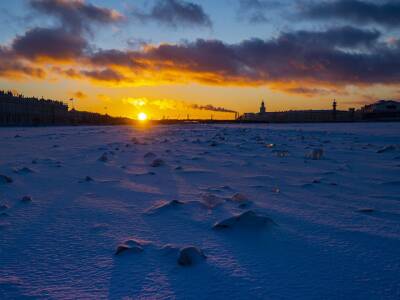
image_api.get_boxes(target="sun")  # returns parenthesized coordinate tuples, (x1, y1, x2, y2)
(138, 112, 148, 121)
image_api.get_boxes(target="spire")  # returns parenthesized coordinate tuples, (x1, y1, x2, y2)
(333, 99, 337, 121)
(260, 100, 266, 114)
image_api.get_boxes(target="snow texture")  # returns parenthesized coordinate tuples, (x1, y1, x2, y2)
(0, 123, 399, 299)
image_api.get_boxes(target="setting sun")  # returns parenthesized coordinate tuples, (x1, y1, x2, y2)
(138, 112, 148, 121)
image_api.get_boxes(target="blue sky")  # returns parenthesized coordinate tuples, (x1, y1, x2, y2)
(0, 0, 291, 46)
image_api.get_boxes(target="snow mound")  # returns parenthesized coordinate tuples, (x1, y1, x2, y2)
(0, 204, 9, 211)
(31, 158, 62, 166)
(213, 211, 276, 230)
(177, 246, 207, 266)
(98, 153, 109, 162)
(144, 152, 156, 159)
(307, 148, 324, 160)
(85, 176, 94, 182)
(146, 200, 184, 214)
(79, 176, 94, 183)
(274, 150, 289, 158)
(13, 167, 35, 174)
(266, 143, 275, 148)
(201, 194, 225, 209)
(90, 223, 108, 233)
(21, 196, 32, 203)
(161, 244, 179, 254)
(0, 175, 13, 184)
(115, 239, 145, 255)
(0, 212, 9, 218)
(229, 193, 252, 208)
(377, 145, 397, 153)
(131, 137, 140, 144)
(209, 141, 218, 147)
(150, 158, 165, 167)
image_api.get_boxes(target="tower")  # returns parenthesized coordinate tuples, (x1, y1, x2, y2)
(333, 99, 337, 121)
(260, 100, 266, 114)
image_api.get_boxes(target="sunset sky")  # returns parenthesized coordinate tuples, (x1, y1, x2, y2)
(1, 0, 400, 119)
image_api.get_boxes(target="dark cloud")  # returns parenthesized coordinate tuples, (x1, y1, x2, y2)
(52, 67, 82, 78)
(89, 49, 144, 69)
(275, 86, 337, 97)
(0, 47, 45, 79)
(2, 24, 400, 92)
(29, 0, 123, 33)
(81, 69, 126, 82)
(84, 26, 400, 87)
(278, 26, 381, 49)
(303, 0, 400, 27)
(132, 0, 212, 28)
(12, 27, 87, 60)
(6, 1, 124, 63)
(142, 39, 239, 76)
(87, 39, 240, 81)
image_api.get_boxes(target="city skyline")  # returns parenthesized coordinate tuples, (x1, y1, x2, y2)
(1, 0, 400, 119)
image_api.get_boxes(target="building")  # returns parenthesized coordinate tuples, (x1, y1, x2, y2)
(260, 100, 266, 114)
(361, 100, 400, 113)
(239, 98, 400, 123)
(0, 90, 132, 126)
(361, 100, 400, 120)
(239, 100, 355, 123)
(0, 91, 69, 125)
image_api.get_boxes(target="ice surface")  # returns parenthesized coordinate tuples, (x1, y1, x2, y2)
(0, 123, 399, 299)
